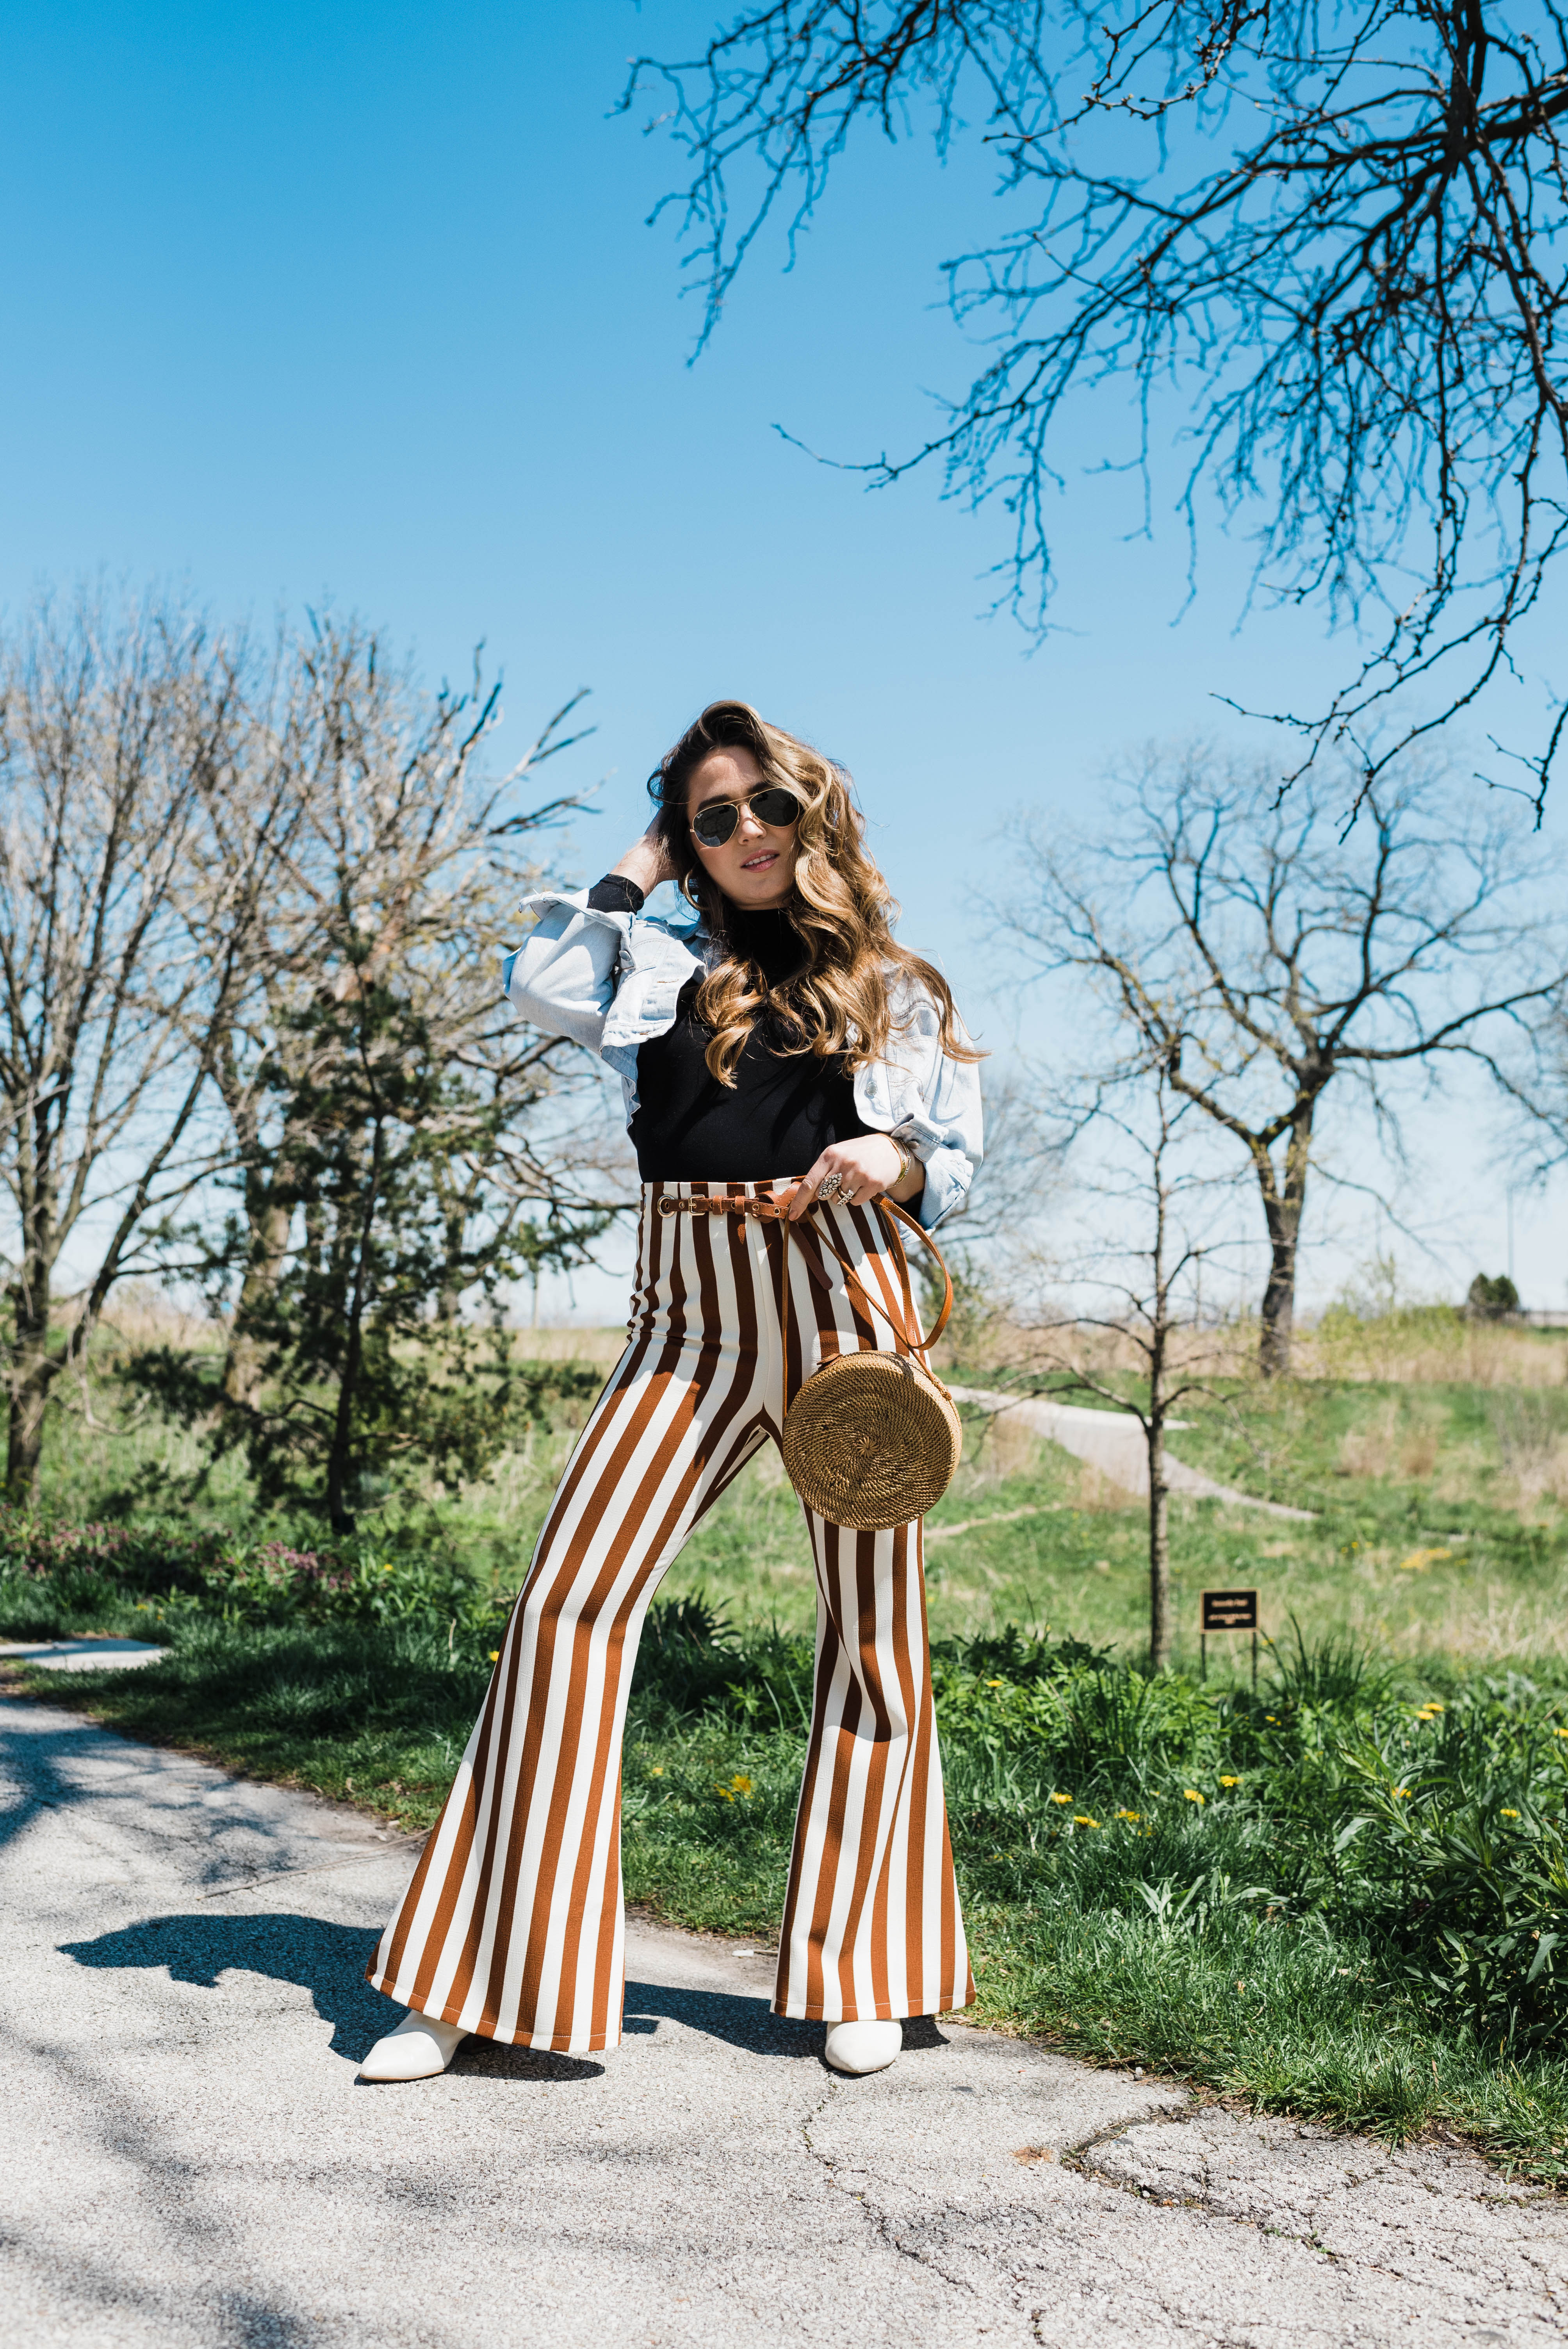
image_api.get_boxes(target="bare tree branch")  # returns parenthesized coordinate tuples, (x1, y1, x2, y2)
(627, 2, 1568, 807)
(998, 1071, 1242, 1665)
(0, 589, 282, 1497)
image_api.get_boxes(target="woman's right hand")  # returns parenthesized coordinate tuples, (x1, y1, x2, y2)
(610, 814, 680, 898)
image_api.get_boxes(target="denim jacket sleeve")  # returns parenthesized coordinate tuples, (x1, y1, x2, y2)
(500, 888, 630, 1051)
(860, 976, 983, 1232)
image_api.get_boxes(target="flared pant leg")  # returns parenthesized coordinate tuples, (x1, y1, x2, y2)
(366, 1179, 972, 2051)
(773, 1511, 969, 2022)
(774, 1198, 972, 2025)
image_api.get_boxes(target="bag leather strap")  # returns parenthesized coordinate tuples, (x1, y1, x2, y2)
(777, 1187, 954, 1417)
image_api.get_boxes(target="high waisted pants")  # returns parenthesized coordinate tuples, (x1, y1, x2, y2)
(366, 1177, 973, 2053)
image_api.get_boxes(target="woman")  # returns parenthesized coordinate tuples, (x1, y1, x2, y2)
(360, 700, 983, 2082)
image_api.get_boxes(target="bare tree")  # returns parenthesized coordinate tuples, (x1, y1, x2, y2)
(0, 590, 289, 1501)
(998, 1072, 1231, 1668)
(998, 749, 1565, 1376)
(627, 2, 1568, 807)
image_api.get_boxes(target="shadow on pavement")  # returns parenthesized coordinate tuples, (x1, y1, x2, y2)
(59, 1912, 608, 2077)
(624, 1976, 814, 2060)
(0, 1712, 127, 1856)
(59, 1912, 395, 2059)
(622, 1980, 951, 2061)
(58, 1916, 954, 2073)
(0, 1706, 333, 1891)
(453, 2040, 605, 2084)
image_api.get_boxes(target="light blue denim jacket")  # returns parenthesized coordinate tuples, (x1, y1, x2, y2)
(502, 888, 982, 1230)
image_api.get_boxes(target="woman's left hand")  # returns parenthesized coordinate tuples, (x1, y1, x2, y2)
(787, 1135, 923, 1220)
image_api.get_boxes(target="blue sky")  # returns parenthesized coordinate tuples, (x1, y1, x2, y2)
(4, 1, 1561, 1313)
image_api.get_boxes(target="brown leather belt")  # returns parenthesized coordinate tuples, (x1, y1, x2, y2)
(656, 1192, 799, 1220)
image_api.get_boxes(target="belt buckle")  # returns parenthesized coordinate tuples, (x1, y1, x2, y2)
(657, 1197, 679, 1217)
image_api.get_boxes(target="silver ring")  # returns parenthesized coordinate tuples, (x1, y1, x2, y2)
(816, 1171, 845, 1203)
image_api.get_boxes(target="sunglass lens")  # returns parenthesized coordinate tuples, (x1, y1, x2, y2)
(752, 788, 800, 828)
(692, 802, 739, 847)
(691, 788, 799, 846)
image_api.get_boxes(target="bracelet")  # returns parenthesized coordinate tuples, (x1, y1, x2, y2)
(886, 1137, 912, 1189)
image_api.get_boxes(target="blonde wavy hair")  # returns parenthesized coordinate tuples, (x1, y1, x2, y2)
(650, 700, 982, 1087)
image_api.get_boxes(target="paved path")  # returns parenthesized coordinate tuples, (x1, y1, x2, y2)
(0, 1638, 169, 1672)
(3, 1693, 1563, 2348)
(950, 1387, 1317, 1519)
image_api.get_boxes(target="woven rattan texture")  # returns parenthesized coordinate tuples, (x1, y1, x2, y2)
(781, 1349, 962, 1532)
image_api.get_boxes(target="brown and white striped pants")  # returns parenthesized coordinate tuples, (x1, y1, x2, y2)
(366, 1176, 973, 2052)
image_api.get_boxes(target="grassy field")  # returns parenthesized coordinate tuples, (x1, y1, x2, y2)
(5, 1303, 1567, 2182)
(17, 1302, 1568, 1673)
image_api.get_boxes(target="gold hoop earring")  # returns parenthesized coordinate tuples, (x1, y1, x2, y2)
(681, 873, 702, 909)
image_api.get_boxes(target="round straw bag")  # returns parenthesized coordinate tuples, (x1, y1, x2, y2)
(779, 1196, 962, 1532)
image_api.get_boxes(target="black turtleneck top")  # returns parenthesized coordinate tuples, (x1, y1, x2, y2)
(587, 874, 870, 1181)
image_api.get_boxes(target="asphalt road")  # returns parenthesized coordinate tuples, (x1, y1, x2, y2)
(2, 1691, 1564, 2348)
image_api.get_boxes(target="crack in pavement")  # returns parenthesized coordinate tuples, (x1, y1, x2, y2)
(801, 2075, 992, 2317)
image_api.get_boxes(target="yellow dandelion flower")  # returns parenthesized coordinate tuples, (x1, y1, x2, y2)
(1115, 1809, 1141, 1823)
(649, 1765, 664, 1777)
(729, 1774, 753, 1797)
(1073, 1815, 1101, 1829)
(382, 1561, 394, 1572)
(1500, 1807, 1520, 1818)
(488, 1650, 500, 1661)
(1183, 1789, 1205, 1805)
(1392, 1787, 1411, 1799)
(985, 1677, 1005, 1687)
(713, 1785, 734, 1802)
(1050, 1792, 1073, 1805)
(1219, 1775, 1241, 1788)
(1554, 1727, 1568, 1739)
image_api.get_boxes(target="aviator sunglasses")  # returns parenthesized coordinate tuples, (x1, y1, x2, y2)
(688, 785, 802, 850)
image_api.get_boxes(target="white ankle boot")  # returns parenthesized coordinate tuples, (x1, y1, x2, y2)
(358, 2011, 469, 2082)
(824, 2018, 902, 2075)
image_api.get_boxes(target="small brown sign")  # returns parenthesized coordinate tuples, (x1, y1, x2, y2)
(1201, 1588, 1258, 1632)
